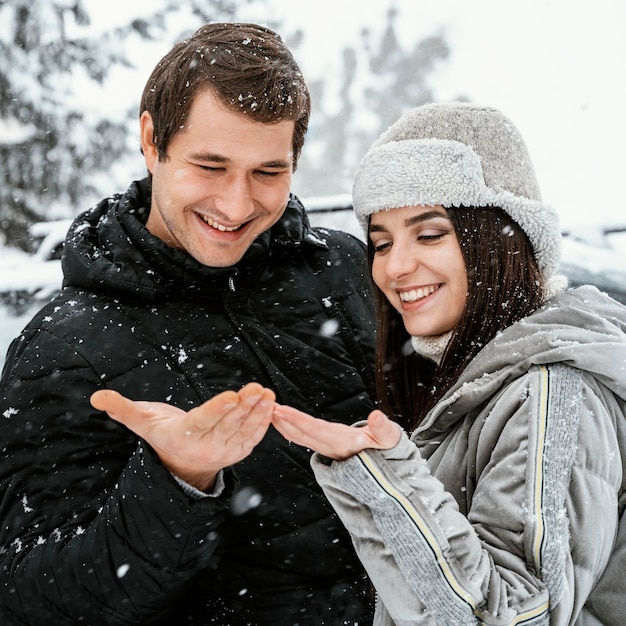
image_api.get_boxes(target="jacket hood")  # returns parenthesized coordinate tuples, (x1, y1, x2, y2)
(418, 285, 626, 436)
(61, 178, 326, 299)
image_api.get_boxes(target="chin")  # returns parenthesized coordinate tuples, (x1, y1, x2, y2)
(405, 324, 449, 338)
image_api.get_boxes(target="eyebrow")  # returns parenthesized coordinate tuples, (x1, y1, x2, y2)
(369, 209, 449, 233)
(190, 153, 291, 169)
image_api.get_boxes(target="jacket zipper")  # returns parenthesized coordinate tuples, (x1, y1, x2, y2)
(228, 269, 238, 292)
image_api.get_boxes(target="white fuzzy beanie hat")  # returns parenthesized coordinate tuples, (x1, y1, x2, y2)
(353, 102, 562, 283)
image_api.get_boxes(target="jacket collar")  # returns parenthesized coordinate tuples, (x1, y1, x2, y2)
(415, 285, 626, 440)
(62, 178, 328, 299)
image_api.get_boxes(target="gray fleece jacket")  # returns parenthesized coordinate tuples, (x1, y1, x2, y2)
(312, 285, 626, 625)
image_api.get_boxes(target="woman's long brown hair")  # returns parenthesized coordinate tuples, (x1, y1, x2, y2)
(369, 206, 545, 432)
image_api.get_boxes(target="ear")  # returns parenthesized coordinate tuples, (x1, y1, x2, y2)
(140, 110, 159, 174)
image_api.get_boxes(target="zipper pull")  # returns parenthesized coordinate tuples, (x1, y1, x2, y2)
(228, 269, 238, 292)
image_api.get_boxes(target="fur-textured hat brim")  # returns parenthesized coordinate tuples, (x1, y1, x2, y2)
(352, 102, 563, 283)
(353, 137, 562, 280)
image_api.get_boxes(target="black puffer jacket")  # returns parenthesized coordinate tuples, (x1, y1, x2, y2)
(0, 179, 376, 625)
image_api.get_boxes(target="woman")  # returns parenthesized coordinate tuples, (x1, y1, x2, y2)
(272, 103, 626, 625)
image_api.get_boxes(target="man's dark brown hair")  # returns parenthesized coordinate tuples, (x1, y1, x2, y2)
(140, 22, 310, 170)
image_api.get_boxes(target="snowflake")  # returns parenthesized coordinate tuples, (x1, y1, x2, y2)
(177, 347, 189, 364)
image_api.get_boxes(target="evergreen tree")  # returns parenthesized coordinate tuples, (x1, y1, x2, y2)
(2, 0, 124, 250)
(0, 0, 252, 251)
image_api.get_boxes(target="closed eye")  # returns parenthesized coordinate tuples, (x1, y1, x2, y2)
(256, 170, 282, 178)
(372, 240, 392, 253)
(418, 233, 447, 242)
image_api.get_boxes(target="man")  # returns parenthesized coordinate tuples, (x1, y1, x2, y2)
(0, 23, 376, 625)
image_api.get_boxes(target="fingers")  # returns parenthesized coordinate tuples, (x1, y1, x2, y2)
(186, 383, 274, 443)
(185, 389, 240, 432)
(271, 407, 306, 443)
(272, 404, 349, 454)
(225, 384, 275, 447)
(271, 405, 314, 445)
(367, 410, 402, 448)
(273, 405, 402, 459)
(272, 404, 317, 428)
(90, 389, 185, 433)
(90, 389, 154, 426)
(90, 389, 128, 415)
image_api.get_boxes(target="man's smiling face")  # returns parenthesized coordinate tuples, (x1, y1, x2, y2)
(141, 90, 295, 267)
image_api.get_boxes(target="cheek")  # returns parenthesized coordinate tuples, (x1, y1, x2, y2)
(163, 165, 202, 199)
(370, 259, 386, 291)
(446, 244, 467, 292)
(251, 179, 291, 214)
(452, 271, 468, 318)
(268, 179, 292, 205)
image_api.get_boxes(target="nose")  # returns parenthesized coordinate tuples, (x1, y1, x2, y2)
(214, 174, 255, 223)
(385, 242, 418, 279)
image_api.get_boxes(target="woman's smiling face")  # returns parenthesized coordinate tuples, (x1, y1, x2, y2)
(369, 205, 468, 338)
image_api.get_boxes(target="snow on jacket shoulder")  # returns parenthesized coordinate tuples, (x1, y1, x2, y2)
(0, 179, 377, 625)
(312, 286, 626, 625)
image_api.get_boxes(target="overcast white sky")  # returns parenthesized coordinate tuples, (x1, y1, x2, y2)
(270, 0, 626, 231)
(81, 0, 626, 231)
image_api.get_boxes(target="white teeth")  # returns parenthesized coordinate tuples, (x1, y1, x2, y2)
(399, 285, 439, 302)
(202, 215, 240, 232)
